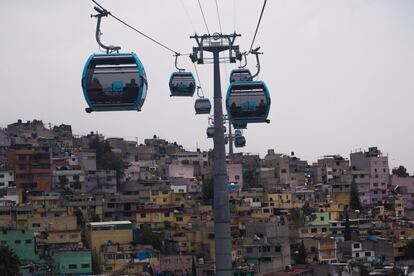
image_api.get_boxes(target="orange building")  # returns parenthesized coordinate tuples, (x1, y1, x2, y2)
(6, 145, 51, 202)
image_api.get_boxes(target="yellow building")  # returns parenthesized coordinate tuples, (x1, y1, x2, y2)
(149, 190, 173, 205)
(100, 243, 153, 274)
(85, 221, 133, 267)
(136, 206, 174, 229)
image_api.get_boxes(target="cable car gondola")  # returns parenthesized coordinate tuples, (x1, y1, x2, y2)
(229, 68, 252, 83)
(234, 130, 242, 137)
(206, 126, 226, 138)
(233, 121, 248, 129)
(206, 127, 214, 138)
(226, 81, 270, 125)
(234, 135, 246, 148)
(82, 53, 148, 113)
(194, 98, 211, 115)
(169, 72, 196, 97)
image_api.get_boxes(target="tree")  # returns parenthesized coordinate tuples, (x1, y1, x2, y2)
(132, 227, 163, 252)
(392, 166, 409, 177)
(0, 246, 20, 276)
(344, 210, 352, 241)
(294, 241, 307, 264)
(350, 179, 362, 211)
(289, 203, 316, 228)
(302, 202, 315, 217)
(89, 136, 128, 185)
(403, 240, 414, 259)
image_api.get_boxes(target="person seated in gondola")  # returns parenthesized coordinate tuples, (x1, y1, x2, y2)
(257, 99, 267, 116)
(125, 78, 139, 102)
(90, 78, 102, 90)
(89, 78, 103, 102)
(188, 82, 194, 93)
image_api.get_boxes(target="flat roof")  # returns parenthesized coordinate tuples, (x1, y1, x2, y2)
(88, 221, 131, 226)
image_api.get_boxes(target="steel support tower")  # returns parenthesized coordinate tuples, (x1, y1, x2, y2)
(190, 33, 241, 275)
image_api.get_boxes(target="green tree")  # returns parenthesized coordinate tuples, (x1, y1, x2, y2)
(392, 166, 409, 177)
(350, 179, 362, 211)
(344, 210, 352, 241)
(403, 240, 414, 259)
(0, 246, 20, 276)
(289, 203, 316, 228)
(302, 202, 315, 217)
(89, 136, 128, 184)
(294, 241, 307, 264)
(133, 227, 163, 252)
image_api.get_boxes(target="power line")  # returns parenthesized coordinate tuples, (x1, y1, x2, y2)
(91, 0, 181, 55)
(197, 0, 210, 34)
(214, 0, 223, 33)
(249, 0, 268, 52)
(193, 63, 205, 97)
(179, 0, 197, 33)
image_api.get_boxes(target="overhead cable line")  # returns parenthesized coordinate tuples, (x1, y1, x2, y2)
(91, 0, 181, 55)
(233, 0, 236, 31)
(179, 0, 197, 33)
(196, 0, 210, 34)
(193, 63, 205, 97)
(214, 0, 223, 33)
(249, 0, 268, 52)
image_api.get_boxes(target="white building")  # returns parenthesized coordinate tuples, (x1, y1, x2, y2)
(0, 171, 15, 189)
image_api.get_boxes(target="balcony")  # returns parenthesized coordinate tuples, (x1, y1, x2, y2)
(319, 245, 336, 251)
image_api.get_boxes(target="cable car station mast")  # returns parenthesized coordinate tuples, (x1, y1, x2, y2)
(190, 33, 241, 276)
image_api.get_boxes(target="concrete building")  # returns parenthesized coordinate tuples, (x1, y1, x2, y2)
(351, 147, 390, 204)
(391, 175, 414, 209)
(0, 229, 39, 263)
(227, 163, 243, 190)
(53, 250, 92, 275)
(241, 221, 291, 276)
(0, 128, 11, 147)
(85, 221, 133, 265)
(6, 145, 51, 202)
(0, 170, 15, 190)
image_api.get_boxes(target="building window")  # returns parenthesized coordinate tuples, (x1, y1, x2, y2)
(25, 239, 32, 244)
(140, 213, 146, 218)
(311, 228, 317, 233)
(322, 228, 327, 233)
(69, 264, 77, 269)
(15, 240, 21, 244)
(81, 264, 90, 269)
(164, 212, 170, 217)
(246, 247, 253, 253)
(274, 246, 281, 252)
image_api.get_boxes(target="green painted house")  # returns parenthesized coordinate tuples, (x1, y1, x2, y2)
(0, 229, 39, 263)
(53, 250, 92, 275)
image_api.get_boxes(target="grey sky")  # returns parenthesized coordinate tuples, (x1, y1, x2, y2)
(1, 0, 413, 173)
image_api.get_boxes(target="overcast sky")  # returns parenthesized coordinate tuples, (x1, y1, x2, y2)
(1, 0, 413, 173)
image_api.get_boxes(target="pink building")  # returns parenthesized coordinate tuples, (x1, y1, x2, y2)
(391, 175, 414, 209)
(160, 255, 193, 273)
(350, 147, 390, 204)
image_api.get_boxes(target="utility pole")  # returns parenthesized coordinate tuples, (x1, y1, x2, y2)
(190, 33, 241, 275)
